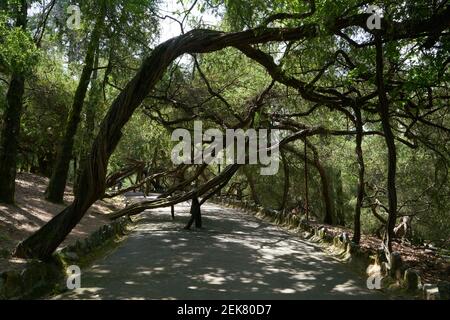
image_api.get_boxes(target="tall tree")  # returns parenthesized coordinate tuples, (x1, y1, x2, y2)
(74, 46, 101, 195)
(334, 168, 345, 226)
(279, 149, 290, 211)
(46, 4, 106, 203)
(375, 34, 398, 254)
(352, 107, 365, 244)
(308, 142, 334, 224)
(0, 0, 27, 204)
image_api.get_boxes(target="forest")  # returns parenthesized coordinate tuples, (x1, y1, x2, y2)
(0, 0, 449, 300)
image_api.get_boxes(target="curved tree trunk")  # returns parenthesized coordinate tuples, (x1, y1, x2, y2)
(46, 7, 105, 203)
(110, 164, 241, 220)
(14, 25, 318, 260)
(0, 0, 27, 204)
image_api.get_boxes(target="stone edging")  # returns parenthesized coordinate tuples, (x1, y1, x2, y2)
(0, 216, 132, 300)
(212, 196, 448, 300)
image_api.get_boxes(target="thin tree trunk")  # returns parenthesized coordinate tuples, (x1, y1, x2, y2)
(46, 7, 105, 203)
(75, 47, 101, 194)
(307, 142, 334, 224)
(334, 168, 345, 226)
(0, 74, 25, 204)
(375, 35, 397, 254)
(304, 139, 309, 220)
(279, 150, 290, 212)
(326, 165, 337, 224)
(353, 107, 365, 243)
(0, 0, 27, 204)
(283, 144, 333, 224)
(243, 167, 259, 205)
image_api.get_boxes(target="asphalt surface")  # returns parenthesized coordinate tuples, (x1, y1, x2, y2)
(55, 201, 385, 300)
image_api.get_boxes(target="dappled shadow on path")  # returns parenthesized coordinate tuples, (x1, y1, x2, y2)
(56, 203, 385, 300)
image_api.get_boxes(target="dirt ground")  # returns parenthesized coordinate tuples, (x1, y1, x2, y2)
(307, 221, 450, 284)
(0, 172, 123, 273)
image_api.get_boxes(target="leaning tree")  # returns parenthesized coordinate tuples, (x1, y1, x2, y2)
(13, 2, 450, 260)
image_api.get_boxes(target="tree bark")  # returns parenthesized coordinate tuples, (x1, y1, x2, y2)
(243, 167, 259, 205)
(282, 144, 333, 224)
(46, 7, 105, 203)
(0, 0, 27, 204)
(375, 35, 398, 254)
(334, 168, 345, 226)
(304, 139, 309, 221)
(74, 47, 101, 194)
(353, 107, 365, 243)
(0, 74, 25, 204)
(279, 150, 290, 212)
(307, 142, 334, 224)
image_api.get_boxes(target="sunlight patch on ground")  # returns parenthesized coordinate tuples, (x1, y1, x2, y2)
(54, 202, 384, 300)
(138, 270, 153, 275)
(90, 268, 111, 274)
(273, 288, 296, 294)
(201, 273, 227, 285)
(290, 272, 318, 281)
(331, 280, 363, 294)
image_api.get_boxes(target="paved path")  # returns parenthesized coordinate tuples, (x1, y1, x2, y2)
(56, 202, 385, 300)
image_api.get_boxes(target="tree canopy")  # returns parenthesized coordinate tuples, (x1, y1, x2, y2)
(0, 0, 448, 261)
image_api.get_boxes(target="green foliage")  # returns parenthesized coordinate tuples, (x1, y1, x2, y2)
(0, 14, 39, 74)
(1, 0, 449, 246)
(110, 111, 172, 172)
(19, 52, 75, 174)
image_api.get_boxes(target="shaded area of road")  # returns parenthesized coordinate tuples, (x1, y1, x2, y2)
(55, 201, 385, 300)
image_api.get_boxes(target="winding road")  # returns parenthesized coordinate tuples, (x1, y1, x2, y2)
(55, 201, 384, 300)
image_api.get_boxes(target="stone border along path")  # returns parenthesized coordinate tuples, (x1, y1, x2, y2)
(54, 201, 386, 300)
